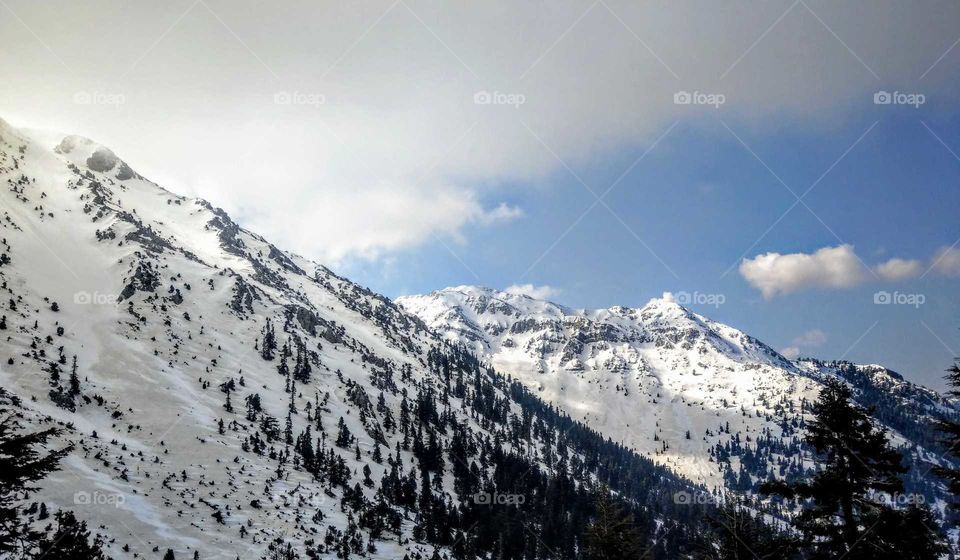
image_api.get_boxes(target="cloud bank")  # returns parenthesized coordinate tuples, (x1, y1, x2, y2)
(931, 246, 960, 277)
(873, 258, 924, 281)
(739, 245, 868, 299)
(3, 0, 959, 263)
(780, 328, 828, 359)
(740, 244, 953, 298)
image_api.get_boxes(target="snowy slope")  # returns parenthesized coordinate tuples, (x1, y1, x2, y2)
(0, 119, 712, 559)
(0, 119, 446, 559)
(397, 286, 960, 507)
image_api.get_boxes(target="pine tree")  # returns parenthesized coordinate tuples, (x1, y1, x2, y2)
(701, 500, 797, 559)
(869, 503, 945, 559)
(934, 360, 960, 511)
(0, 414, 72, 554)
(245, 393, 262, 421)
(284, 408, 293, 446)
(34, 510, 106, 560)
(585, 486, 648, 560)
(292, 339, 311, 384)
(762, 378, 942, 559)
(260, 319, 276, 361)
(336, 417, 352, 448)
(68, 356, 80, 397)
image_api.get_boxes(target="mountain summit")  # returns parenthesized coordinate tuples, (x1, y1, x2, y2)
(398, 286, 959, 503)
(0, 121, 735, 558)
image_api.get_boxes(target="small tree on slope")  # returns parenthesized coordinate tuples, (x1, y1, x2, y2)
(585, 486, 648, 560)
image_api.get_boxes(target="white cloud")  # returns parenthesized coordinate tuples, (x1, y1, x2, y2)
(4, 1, 958, 262)
(792, 329, 827, 347)
(239, 181, 510, 262)
(476, 203, 524, 225)
(739, 245, 868, 299)
(780, 329, 827, 360)
(504, 284, 561, 300)
(931, 246, 960, 277)
(780, 346, 801, 360)
(741, 245, 955, 298)
(873, 258, 923, 281)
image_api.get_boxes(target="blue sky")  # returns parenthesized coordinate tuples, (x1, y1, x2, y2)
(348, 109, 960, 390)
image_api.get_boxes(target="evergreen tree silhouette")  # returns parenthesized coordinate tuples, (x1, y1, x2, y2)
(0, 414, 72, 554)
(585, 485, 648, 560)
(934, 361, 960, 511)
(762, 378, 943, 559)
(34, 510, 106, 560)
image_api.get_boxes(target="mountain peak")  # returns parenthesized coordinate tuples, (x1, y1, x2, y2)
(400, 284, 958, 493)
(54, 134, 142, 181)
(639, 291, 690, 315)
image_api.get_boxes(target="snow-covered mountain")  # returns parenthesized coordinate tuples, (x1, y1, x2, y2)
(1, 115, 957, 558)
(397, 286, 960, 510)
(0, 119, 724, 559)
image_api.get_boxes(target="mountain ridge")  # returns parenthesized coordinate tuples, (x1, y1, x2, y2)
(397, 285, 960, 521)
(0, 119, 730, 558)
(1, 118, 956, 557)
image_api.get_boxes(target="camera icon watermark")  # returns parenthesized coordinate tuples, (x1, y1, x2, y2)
(675, 291, 725, 308)
(273, 91, 325, 107)
(73, 291, 117, 305)
(473, 491, 525, 505)
(73, 91, 126, 107)
(873, 290, 925, 308)
(673, 491, 717, 505)
(873, 90, 925, 108)
(674, 90, 725, 108)
(73, 490, 125, 508)
(473, 90, 526, 108)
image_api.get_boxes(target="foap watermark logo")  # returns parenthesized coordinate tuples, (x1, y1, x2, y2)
(878, 493, 926, 506)
(873, 290, 925, 308)
(674, 90, 725, 108)
(473, 491, 526, 506)
(73, 291, 117, 306)
(473, 90, 526, 108)
(675, 291, 725, 308)
(74, 490, 125, 508)
(273, 91, 325, 107)
(73, 91, 125, 107)
(873, 90, 925, 108)
(673, 491, 717, 506)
